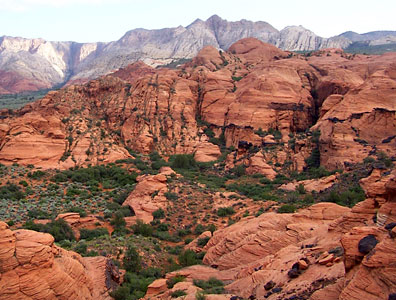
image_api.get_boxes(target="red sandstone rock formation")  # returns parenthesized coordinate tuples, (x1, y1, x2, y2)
(144, 170, 396, 300)
(0, 38, 395, 172)
(55, 213, 112, 239)
(122, 167, 174, 224)
(0, 221, 120, 300)
(280, 173, 338, 192)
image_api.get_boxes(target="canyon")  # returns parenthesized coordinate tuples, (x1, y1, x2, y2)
(0, 36, 395, 300)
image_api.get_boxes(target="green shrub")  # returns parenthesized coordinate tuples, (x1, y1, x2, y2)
(168, 245, 183, 255)
(156, 223, 169, 231)
(166, 275, 185, 288)
(171, 154, 197, 169)
(216, 206, 235, 217)
(117, 206, 134, 217)
(110, 285, 130, 300)
(27, 170, 47, 179)
(193, 277, 224, 294)
(111, 211, 126, 230)
(152, 208, 165, 219)
(0, 183, 25, 201)
(51, 165, 137, 187)
(164, 192, 179, 201)
(196, 291, 206, 300)
(232, 76, 243, 81)
(326, 185, 365, 207)
(153, 231, 181, 242)
(277, 204, 296, 214)
(194, 224, 205, 235)
(231, 165, 246, 177)
(79, 228, 108, 240)
(45, 219, 75, 242)
(123, 245, 142, 272)
(113, 190, 131, 205)
(225, 182, 276, 200)
(23, 219, 75, 242)
(131, 220, 153, 237)
(74, 242, 88, 255)
(177, 228, 191, 237)
(27, 208, 51, 219)
(207, 224, 216, 234)
(197, 237, 210, 247)
(19, 180, 28, 187)
(178, 250, 200, 267)
(110, 269, 159, 300)
(171, 290, 187, 298)
(296, 184, 306, 194)
(377, 151, 393, 168)
(139, 267, 162, 278)
(184, 237, 193, 244)
(267, 128, 282, 140)
(305, 130, 321, 169)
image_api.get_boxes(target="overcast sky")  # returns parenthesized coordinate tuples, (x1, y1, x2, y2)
(1, 0, 395, 42)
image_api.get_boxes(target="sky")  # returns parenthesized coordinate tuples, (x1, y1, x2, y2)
(0, 0, 395, 43)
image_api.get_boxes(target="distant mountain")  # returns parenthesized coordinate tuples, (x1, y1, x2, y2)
(0, 15, 395, 94)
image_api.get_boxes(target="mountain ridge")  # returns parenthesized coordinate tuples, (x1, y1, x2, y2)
(1, 15, 396, 94)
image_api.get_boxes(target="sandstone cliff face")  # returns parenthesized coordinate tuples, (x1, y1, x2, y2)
(144, 170, 396, 300)
(310, 51, 396, 169)
(0, 221, 120, 300)
(0, 38, 395, 171)
(2, 15, 395, 94)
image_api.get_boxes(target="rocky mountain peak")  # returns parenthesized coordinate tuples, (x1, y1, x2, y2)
(1, 16, 396, 94)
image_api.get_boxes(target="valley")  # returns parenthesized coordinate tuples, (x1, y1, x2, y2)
(0, 37, 395, 300)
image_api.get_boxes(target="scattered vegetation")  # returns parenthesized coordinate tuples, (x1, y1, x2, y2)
(193, 277, 225, 294)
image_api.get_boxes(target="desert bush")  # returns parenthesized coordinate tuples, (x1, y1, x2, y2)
(111, 211, 126, 232)
(79, 228, 108, 240)
(167, 275, 186, 288)
(152, 208, 165, 219)
(326, 185, 365, 207)
(123, 244, 142, 272)
(23, 219, 75, 242)
(171, 154, 197, 169)
(74, 242, 88, 255)
(171, 290, 187, 298)
(27, 208, 51, 219)
(194, 224, 205, 235)
(178, 249, 200, 267)
(197, 237, 210, 247)
(131, 220, 153, 237)
(153, 231, 181, 242)
(27, 170, 47, 179)
(51, 165, 137, 187)
(164, 192, 179, 201)
(0, 183, 24, 201)
(111, 268, 159, 300)
(193, 277, 224, 294)
(277, 204, 296, 213)
(216, 206, 235, 217)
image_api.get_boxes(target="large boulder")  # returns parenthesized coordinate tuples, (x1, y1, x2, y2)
(0, 222, 120, 300)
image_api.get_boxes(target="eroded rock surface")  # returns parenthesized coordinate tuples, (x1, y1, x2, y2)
(0, 39, 395, 172)
(0, 221, 120, 300)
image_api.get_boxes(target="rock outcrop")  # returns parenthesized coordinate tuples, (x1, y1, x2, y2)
(280, 174, 338, 192)
(0, 221, 120, 300)
(122, 167, 174, 224)
(55, 213, 112, 239)
(0, 38, 395, 171)
(144, 170, 396, 300)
